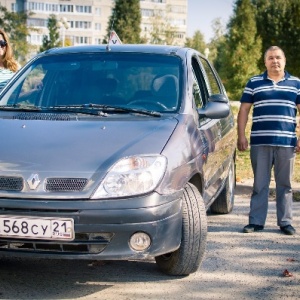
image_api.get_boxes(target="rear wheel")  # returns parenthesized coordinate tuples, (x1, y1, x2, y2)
(155, 183, 207, 276)
(210, 159, 235, 214)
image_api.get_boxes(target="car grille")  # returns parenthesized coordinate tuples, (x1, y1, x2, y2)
(45, 178, 88, 191)
(14, 113, 72, 121)
(0, 176, 23, 191)
(0, 176, 88, 192)
(0, 233, 114, 254)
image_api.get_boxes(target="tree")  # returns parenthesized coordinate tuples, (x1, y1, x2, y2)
(221, 0, 262, 100)
(185, 30, 206, 54)
(253, 0, 300, 76)
(0, 5, 32, 65)
(142, 5, 179, 45)
(282, 1, 300, 77)
(39, 14, 61, 52)
(107, 0, 141, 43)
(206, 18, 226, 64)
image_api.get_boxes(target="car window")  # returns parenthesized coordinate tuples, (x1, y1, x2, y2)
(191, 56, 208, 106)
(0, 53, 182, 113)
(199, 56, 222, 96)
(192, 70, 204, 108)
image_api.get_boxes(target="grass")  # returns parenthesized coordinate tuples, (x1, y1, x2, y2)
(231, 103, 300, 184)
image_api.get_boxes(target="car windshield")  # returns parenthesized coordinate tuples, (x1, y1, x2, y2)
(0, 52, 181, 113)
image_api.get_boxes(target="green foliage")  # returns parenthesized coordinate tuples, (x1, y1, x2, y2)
(220, 0, 262, 100)
(253, 0, 300, 76)
(0, 5, 32, 65)
(39, 14, 61, 52)
(145, 10, 178, 45)
(185, 30, 206, 53)
(107, 0, 141, 44)
(207, 18, 226, 64)
(218, 0, 300, 99)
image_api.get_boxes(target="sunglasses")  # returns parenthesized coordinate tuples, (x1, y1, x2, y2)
(0, 40, 7, 48)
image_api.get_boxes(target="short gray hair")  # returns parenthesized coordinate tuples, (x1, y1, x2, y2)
(264, 46, 285, 61)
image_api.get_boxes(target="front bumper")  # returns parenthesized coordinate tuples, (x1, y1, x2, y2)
(0, 191, 183, 260)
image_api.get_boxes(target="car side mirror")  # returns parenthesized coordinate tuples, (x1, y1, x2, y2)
(197, 94, 230, 119)
(208, 94, 228, 103)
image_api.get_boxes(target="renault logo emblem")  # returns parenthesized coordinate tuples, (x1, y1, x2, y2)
(27, 174, 41, 190)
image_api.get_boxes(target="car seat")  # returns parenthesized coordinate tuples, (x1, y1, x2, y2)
(151, 74, 179, 109)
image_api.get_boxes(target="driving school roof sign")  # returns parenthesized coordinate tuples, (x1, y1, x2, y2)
(108, 30, 122, 45)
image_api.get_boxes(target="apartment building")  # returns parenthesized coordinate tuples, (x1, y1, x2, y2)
(0, 0, 187, 54)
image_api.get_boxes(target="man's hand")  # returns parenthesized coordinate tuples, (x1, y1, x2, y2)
(296, 138, 300, 152)
(237, 136, 249, 151)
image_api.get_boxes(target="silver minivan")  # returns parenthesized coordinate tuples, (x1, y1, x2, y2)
(0, 45, 236, 276)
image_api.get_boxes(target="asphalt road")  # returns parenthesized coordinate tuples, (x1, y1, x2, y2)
(0, 184, 299, 300)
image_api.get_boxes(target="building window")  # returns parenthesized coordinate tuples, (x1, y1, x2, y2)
(95, 23, 101, 30)
(168, 5, 186, 14)
(171, 19, 186, 26)
(60, 5, 73, 13)
(174, 32, 184, 39)
(74, 21, 91, 29)
(27, 18, 47, 27)
(141, 9, 154, 17)
(11, 3, 17, 12)
(151, 0, 166, 3)
(27, 33, 44, 45)
(26, 2, 59, 12)
(75, 36, 90, 44)
(75, 6, 92, 13)
(95, 38, 102, 44)
(95, 7, 101, 15)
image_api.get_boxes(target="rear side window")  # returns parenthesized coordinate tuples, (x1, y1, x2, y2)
(191, 56, 208, 107)
(192, 70, 204, 108)
(199, 57, 222, 95)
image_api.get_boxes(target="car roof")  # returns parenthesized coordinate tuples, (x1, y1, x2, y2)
(40, 44, 192, 58)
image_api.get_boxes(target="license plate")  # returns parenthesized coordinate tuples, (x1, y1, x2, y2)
(0, 215, 74, 241)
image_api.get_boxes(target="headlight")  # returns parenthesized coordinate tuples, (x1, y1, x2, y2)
(91, 155, 167, 199)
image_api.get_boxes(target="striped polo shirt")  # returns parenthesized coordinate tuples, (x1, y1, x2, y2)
(0, 68, 14, 91)
(240, 71, 300, 147)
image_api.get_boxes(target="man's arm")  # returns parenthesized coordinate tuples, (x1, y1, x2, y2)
(237, 102, 252, 151)
(296, 104, 300, 152)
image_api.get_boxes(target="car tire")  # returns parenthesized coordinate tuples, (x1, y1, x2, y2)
(210, 158, 235, 214)
(155, 182, 207, 276)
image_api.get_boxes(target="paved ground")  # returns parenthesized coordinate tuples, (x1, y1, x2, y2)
(0, 183, 299, 300)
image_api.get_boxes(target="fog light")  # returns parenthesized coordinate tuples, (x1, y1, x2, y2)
(129, 232, 151, 251)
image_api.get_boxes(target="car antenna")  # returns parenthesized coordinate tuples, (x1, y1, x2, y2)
(106, 9, 116, 52)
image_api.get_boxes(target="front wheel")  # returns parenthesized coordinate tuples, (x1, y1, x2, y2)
(155, 183, 207, 276)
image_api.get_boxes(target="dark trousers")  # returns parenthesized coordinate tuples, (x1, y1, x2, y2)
(249, 146, 295, 227)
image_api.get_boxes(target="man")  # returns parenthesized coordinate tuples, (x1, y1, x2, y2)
(237, 45, 300, 235)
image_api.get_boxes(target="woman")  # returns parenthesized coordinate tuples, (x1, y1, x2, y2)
(0, 29, 19, 91)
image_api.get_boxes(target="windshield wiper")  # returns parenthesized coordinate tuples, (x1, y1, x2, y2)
(0, 104, 105, 116)
(46, 105, 108, 116)
(83, 104, 162, 117)
(0, 104, 162, 117)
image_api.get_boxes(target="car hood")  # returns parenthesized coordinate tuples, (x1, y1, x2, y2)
(0, 114, 178, 197)
(0, 115, 177, 199)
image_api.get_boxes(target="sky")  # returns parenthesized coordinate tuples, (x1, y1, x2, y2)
(187, 0, 235, 42)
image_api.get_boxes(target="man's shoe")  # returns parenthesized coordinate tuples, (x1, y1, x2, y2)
(280, 225, 296, 235)
(243, 224, 264, 233)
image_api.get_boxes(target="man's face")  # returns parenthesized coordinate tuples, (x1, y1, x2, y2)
(264, 49, 286, 74)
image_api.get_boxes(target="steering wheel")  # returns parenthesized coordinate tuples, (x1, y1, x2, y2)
(127, 99, 168, 110)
